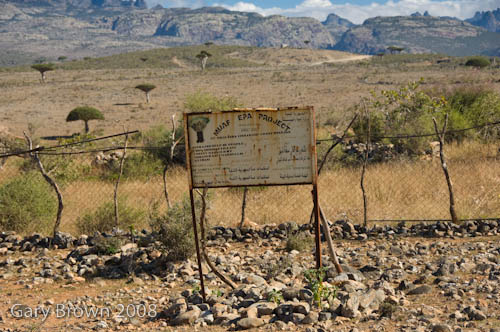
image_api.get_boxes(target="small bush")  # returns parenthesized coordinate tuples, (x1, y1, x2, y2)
(142, 124, 185, 165)
(94, 235, 122, 255)
(184, 91, 241, 112)
(0, 173, 56, 234)
(285, 232, 313, 252)
(76, 198, 146, 235)
(465, 57, 490, 69)
(150, 197, 198, 262)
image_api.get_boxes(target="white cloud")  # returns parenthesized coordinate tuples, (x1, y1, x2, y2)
(146, 0, 206, 8)
(216, 0, 500, 24)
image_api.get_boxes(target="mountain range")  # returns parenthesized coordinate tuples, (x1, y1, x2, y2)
(0, 0, 499, 66)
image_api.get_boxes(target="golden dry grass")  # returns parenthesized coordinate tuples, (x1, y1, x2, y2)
(20, 141, 494, 235)
(1, 48, 500, 235)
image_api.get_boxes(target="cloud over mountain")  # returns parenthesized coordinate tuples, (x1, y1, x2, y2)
(147, 0, 500, 24)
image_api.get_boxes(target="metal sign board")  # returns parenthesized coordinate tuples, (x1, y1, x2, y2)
(184, 107, 317, 188)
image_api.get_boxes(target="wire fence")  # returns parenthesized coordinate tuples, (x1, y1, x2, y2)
(0, 126, 499, 236)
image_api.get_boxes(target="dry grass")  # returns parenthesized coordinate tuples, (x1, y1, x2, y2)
(1, 47, 500, 235)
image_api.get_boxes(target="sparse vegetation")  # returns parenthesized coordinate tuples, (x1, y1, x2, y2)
(285, 232, 313, 252)
(150, 197, 197, 262)
(76, 198, 146, 235)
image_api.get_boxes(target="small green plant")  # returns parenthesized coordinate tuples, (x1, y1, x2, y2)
(304, 267, 337, 309)
(0, 173, 57, 234)
(268, 289, 284, 305)
(285, 232, 313, 252)
(94, 235, 122, 255)
(211, 289, 223, 297)
(192, 284, 201, 295)
(76, 198, 146, 235)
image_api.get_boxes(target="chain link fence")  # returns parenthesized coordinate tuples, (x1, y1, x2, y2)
(0, 133, 499, 236)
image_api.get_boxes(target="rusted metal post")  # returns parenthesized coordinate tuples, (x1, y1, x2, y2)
(313, 184, 322, 269)
(189, 189, 206, 302)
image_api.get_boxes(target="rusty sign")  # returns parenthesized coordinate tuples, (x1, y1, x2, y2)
(184, 107, 317, 188)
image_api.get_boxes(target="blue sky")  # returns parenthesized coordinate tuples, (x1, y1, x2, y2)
(147, 0, 500, 24)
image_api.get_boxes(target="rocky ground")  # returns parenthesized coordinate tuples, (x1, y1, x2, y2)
(0, 220, 499, 332)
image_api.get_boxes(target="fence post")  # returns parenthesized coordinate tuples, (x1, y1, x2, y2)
(432, 115, 458, 224)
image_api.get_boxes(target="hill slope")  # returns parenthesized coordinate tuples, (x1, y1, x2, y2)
(334, 15, 500, 56)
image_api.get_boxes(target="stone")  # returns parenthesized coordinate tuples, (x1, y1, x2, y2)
(250, 301, 276, 316)
(120, 243, 138, 252)
(243, 274, 267, 286)
(407, 285, 432, 295)
(431, 324, 452, 332)
(301, 311, 319, 324)
(172, 308, 201, 325)
(237, 317, 265, 329)
(341, 294, 360, 318)
(53, 231, 75, 249)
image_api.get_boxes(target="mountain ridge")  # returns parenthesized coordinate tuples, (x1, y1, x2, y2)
(0, 1, 499, 66)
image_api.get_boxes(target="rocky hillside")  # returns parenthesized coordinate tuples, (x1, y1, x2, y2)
(467, 8, 500, 32)
(0, 0, 499, 65)
(333, 15, 500, 56)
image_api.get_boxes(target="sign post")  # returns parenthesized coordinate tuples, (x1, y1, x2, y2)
(184, 107, 321, 301)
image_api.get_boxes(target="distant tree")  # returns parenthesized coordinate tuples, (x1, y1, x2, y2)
(57, 56, 67, 62)
(465, 56, 490, 69)
(304, 40, 310, 48)
(196, 50, 212, 71)
(66, 106, 104, 134)
(31, 63, 55, 83)
(140, 57, 148, 62)
(135, 84, 156, 103)
(204, 42, 214, 46)
(387, 46, 404, 54)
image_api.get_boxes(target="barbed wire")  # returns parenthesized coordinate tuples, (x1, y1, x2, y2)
(1, 120, 499, 159)
(317, 120, 500, 143)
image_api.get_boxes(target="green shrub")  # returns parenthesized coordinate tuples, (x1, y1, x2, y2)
(465, 57, 490, 69)
(150, 197, 198, 262)
(142, 124, 185, 165)
(285, 232, 313, 252)
(94, 235, 122, 255)
(0, 173, 56, 234)
(184, 91, 241, 112)
(76, 198, 146, 235)
(463, 91, 500, 139)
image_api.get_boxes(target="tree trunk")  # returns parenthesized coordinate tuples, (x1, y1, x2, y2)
(432, 116, 458, 224)
(146, 92, 150, 104)
(162, 164, 171, 209)
(84, 121, 89, 134)
(114, 134, 129, 227)
(360, 104, 370, 228)
(201, 57, 207, 71)
(239, 187, 248, 228)
(24, 133, 63, 247)
(197, 187, 237, 289)
(41, 71, 46, 82)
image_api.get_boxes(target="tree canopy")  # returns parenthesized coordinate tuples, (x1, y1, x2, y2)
(66, 106, 105, 133)
(31, 63, 55, 82)
(135, 84, 156, 103)
(135, 84, 156, 93)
